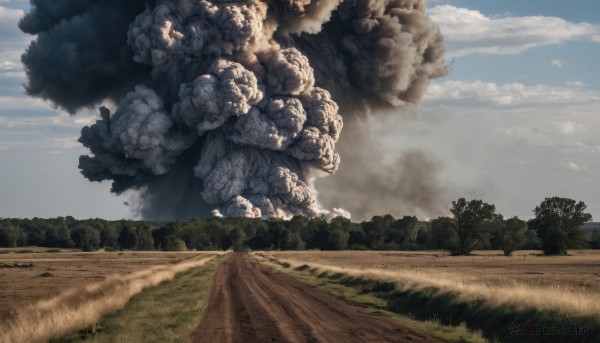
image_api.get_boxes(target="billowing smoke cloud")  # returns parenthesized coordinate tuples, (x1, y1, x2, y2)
(20, 0, 448, 220)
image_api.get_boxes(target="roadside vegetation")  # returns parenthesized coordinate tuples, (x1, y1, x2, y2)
(53, 257, 221, 343)
(260, 253, 599, 342)
(255, 254, 487, 343)
(0, 254, 218, 343)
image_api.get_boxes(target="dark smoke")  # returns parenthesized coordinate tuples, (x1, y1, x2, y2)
(20, 0, 448, 220)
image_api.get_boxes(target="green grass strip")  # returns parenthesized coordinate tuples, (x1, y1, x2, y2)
(54, 257, 220, 343)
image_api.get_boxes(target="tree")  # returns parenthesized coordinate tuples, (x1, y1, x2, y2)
(118, 222, 154, 250)
(164, 236, 187, 251)
(152, 222, 182, 250)
(590, 230, 600, 249)
(99, 224, 119, 248)
(0, 223, 21, 247)
(362, 215, 395, 249)
(417, 217, 458, 250)
(522, 228, 541, 250)
(314, 217, 351, 250)
(450, 198, 496, 255)
(42, 220, 74, 248)
(491, 216, 526, 256)
(529, 197, 592, 255)
(228, 227, 246, 252)
(71, 226, 100, 251)
(390, 216, 421, 249)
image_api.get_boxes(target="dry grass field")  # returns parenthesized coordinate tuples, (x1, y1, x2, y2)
(266, 250, 600, 342)
(269, 250, 600, 295)
(0, 249, 212, 319)
(0, 249, 221, 343)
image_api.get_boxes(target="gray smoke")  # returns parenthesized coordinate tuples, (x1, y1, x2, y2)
(316, 118, 449, 221)
(20, 0, 448, 220)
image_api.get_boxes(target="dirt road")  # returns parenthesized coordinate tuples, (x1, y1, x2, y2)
(194, 253, 442, 343)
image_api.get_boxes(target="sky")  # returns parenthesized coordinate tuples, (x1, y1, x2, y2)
(0, 1, 599, 221)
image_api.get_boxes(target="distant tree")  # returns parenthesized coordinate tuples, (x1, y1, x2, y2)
(390, 216, 421, 249)
(118, 222, 154, 250)
(99, 224, 118, 248)
(287, 216, 309, 235)
(416, 217, 457, 250)
(164, 236, 187, 251)
(313, 227, 349, 250)
(491, 216, 526, 256)
(152, 221, 182, 250)
(282, 231, 305, 250)
(348, 223, 368, 249)
(529, 197, 592, 255)
(590, 230, 600, 249)
(522, 228, 541, 250)
(362, 215, 395, 249)
(42, 220, 74, 248)
(245, 221, 271, 250)
(317, 217, 351, 250)
(228, 227, 246, 252)
(0, 223, 20, 247)
(450, 198, 496, 255)
(267, 221, 291, 250)
(132, 224, 155, 250)
(71, 226, 100, 251)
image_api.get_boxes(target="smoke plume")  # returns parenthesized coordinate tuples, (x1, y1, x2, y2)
(20, 0, 448, 220)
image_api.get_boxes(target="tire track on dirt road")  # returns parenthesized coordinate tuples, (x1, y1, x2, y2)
(193, 253, 442, 343)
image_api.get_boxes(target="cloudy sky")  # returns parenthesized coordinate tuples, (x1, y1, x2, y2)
(1, 0, 599, 220)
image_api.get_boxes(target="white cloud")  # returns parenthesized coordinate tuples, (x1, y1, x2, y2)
(0, 137, 79, 151)
(429, 5, 600, 57)
(424, 80, 600, 108)
(0, 6, 30, 79)
(561, 161, 587, 171)
(566, 80, 586, 88)
(552, 121, 584, 135)
(549, 59, 568, 68)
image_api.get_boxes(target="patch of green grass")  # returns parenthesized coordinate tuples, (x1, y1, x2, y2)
(260, 258, 487, 343)
(54, 257, 220, 343)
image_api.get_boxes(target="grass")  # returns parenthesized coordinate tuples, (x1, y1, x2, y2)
(260, 252, 599, 342)
(53, 257, 221, 343)
(255, 254, 487, 343)
(0, 247, 67, 254)
(0, 254, 218, 343)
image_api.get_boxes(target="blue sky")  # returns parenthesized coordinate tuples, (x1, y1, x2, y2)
(1, 1, 599, 220)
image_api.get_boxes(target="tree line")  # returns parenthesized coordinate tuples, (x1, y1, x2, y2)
(0, 196, 597, 256)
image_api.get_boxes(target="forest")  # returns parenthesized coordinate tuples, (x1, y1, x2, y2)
(1, 197, 599, 256)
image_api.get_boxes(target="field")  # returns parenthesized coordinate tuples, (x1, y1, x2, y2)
(265, 250, 600, 342)
(0, 249, 212, 318)
(267, 250, 600, 294)
(0, 249, 222, 343)
(2, 249, 599, 342)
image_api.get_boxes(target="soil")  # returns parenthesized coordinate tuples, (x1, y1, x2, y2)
(193, 253, 441, 343)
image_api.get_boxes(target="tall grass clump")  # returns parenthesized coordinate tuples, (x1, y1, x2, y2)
(0, 254, 218, 343)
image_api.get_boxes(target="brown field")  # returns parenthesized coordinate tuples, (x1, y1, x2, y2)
(269, 250, 600, 294)
(267, 250, 600, 320)
(0, 249, 213, 318)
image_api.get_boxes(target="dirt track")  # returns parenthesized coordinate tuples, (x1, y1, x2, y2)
(194, 253, 442, 343)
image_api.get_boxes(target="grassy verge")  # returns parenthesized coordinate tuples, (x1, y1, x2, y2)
(259, 254, 598, 343)
(53, 257, 220, 343)
(255, 254, 487, 343)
